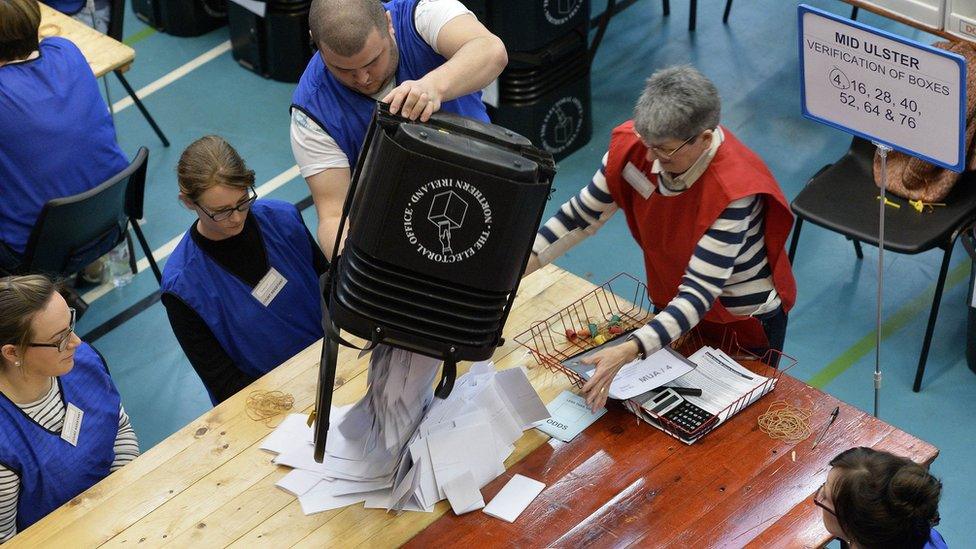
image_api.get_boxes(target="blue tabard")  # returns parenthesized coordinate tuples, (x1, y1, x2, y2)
(161, 200, 324, 396)
(0, 37, 128, 255)
(926, 528, 948, 549)
(43, 0, 86, 15)
(291, 0, 489, 167)
(0, 342, 120, 531)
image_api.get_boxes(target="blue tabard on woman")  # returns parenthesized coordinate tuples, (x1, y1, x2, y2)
(0, 342, 120, 531)
(43, 0, 87, 15)
(0, 37, 128, 255)
(926, 528, 948, 549)
(161, 200, 324, 395)
(290, 0, 489, 167)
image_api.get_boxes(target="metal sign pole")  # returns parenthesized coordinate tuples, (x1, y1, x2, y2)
(872, 142, 891, 418)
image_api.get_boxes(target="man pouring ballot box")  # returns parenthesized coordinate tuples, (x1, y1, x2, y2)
(291, 0, 507, 258)
(524, 65, 798, 412)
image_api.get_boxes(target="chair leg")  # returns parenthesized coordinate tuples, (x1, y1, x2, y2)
(788, 218, 803, 263)
(662, 0, 669, 17)
(723, 0, 733, 24)
(851, 238, 864, 259)
(850, 6, 859, 20)
(124, 230, 137, 274)
(912, 246, 953, 392)
(689, 0, 697, 31)
(130, 219, 163, 284)
(114, 70, 171, 148)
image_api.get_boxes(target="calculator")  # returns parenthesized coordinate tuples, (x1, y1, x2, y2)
(645, 388, 718, 441)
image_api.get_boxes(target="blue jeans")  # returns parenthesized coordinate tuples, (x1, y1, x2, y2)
(755, 307, 788, 368)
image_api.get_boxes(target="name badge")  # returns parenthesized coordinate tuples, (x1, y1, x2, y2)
(61, 403, 84, 446)
(251, 267, 288, 307)
(623, 162, 653, 199)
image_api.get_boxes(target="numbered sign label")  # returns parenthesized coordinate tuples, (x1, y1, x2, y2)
(798, 5, 966, 172)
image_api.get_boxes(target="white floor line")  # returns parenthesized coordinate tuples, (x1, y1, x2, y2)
(81, 164, 303, 303)
(111, 40, 233, 113)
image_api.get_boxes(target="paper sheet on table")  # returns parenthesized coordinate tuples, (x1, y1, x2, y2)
(298, 482, 367, 515)
(482, 474, 546, 523)
(276, 469, 328, 497)
(426, 423, 505, 498)
(585, 347, 695, 399)
(494, 367, 551, 429)
(534, 390, 606, 442)
(260, 414, 312, 454)
(443, 471, 485, 514)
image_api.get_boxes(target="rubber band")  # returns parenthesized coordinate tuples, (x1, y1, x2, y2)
(245, 390, 295, 425)
(757, 400, 813, 443)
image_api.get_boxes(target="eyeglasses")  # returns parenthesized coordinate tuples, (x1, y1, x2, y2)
(648, 133, 699, 160)
(28, 307, 76, 353)
(814, 482, 836, 516)
(194, 188, 257, 222)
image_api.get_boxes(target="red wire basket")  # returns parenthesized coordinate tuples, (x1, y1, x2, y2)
(513, 273, 797, 443)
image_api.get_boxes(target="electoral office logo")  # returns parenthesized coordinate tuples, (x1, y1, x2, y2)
(544, 0, 583, 25)
(540, 96, 584, 154)
(403, 179, 492, 264)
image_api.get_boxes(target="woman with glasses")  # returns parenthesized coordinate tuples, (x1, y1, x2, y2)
(816, 447, 947, 548)
(524, 65, 797, 411)
(0, 274, 139, 541)
(161, 136, 328, 404)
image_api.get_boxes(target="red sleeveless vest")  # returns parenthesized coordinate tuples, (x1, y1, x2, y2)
(604, 122, 797, 348)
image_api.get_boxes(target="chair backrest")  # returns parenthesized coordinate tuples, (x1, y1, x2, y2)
(107, 0, 126, 42)
(20, 147, 149, 277)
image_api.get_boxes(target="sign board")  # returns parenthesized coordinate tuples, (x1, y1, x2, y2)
(799, 5, 967, 172)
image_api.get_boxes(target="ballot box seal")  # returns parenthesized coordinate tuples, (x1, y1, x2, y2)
(541, 96, 584, 155)
(403, 178, 493, 264)
(544, 0, 584, 25)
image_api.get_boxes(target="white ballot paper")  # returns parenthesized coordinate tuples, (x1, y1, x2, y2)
(482, 474, 546, 523)
(584, 347, 695, 400)
(261, 350, 550, 516)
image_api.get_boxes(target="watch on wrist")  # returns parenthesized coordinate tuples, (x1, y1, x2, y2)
(627, 335, 647, 360)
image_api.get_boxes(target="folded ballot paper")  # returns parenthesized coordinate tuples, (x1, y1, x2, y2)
(261, 348, 551, 516)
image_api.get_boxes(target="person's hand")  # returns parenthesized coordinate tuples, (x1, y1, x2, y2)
(580, 339, 640, 412)
(382, 77, 443, 121)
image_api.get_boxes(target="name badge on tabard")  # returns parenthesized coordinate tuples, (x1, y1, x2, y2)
(251, 267, 288, 307)
(61, 403, 84, 447)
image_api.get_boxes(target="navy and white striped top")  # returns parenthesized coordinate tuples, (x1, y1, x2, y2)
(532, 146, 781, 357)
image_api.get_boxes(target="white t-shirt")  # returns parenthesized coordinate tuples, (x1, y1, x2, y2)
(290, 0, 473, 178)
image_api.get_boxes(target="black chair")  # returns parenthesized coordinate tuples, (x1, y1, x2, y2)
(788, 137, 976, 391)
(661, 0, 735, 31)
(18, 147, 162, 287)
(107, 0, 170, 147)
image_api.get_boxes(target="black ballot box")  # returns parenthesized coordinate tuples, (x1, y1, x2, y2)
(132, 0, 226, 37)
(328, 105, 555, 362)
(227, 0, 314, 82)
(489, 28, 592, 161)
(462, 0, 589, 53)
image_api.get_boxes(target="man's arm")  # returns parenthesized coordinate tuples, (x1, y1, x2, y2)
(384, 13, 507, 121)
(305, 167, 351, 260)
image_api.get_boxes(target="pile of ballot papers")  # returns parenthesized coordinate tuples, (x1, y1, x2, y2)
(261, 347, 551, 516)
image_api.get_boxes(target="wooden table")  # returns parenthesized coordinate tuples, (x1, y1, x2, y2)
(842, 0, 976, 46)
(8, 266, 938, 547)
(38, 3, 134, 77)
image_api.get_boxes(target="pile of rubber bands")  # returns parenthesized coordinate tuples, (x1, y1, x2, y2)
(757, 400, 813, 443)
(245, 390, 295, 425)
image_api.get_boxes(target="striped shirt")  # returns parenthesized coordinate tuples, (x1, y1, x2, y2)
(532, 133, 781, 357)
(0, 380, 139, 542)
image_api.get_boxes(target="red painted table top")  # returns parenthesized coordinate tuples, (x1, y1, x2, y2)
(406, 372, 938, 548)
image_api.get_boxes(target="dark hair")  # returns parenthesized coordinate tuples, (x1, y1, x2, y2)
(0, 0, 41, 63)
(177, 135, 255, 201)
(829, 447, 942, 549)
(0, 274, 58, 361)
(308, 0, 388, 56)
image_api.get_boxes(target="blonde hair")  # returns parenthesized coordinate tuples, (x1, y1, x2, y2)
(0, 0, 41, 63)
(0, 274, 57, 361)
(176, 135, 255, 201)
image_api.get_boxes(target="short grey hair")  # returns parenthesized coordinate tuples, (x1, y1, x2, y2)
(633, 65, 721, 142)
(309, 0, 388, 57)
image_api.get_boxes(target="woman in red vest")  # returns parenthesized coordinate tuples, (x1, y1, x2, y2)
(525, 65, 797, 411)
